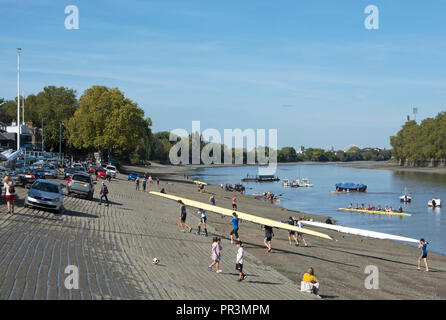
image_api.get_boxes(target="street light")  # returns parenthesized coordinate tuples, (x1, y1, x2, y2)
(59, 122, 64, 157)
(41, 117, 45, 152)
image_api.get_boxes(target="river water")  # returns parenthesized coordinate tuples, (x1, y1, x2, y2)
(188, 162, 446, 255)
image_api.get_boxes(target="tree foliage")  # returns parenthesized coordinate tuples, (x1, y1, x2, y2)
(390, 112, 446, 164)
(67, 86, 151, 159)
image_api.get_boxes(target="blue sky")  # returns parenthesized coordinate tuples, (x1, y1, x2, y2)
(1, 0, 446, 150)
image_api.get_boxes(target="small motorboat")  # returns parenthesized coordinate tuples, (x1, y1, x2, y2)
(299, 178, 313, 187)
(282, 179, 291, 187)
(400, 194, 412, 203)
(428, 198, 441, 208)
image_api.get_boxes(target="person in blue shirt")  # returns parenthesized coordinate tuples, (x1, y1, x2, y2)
(417, 238, 429, 272)
(230, 212, 240, 244)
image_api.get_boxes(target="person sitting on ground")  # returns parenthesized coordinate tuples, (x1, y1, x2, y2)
(377, 205, 382, 211)
(361, 204, 365, 210)
(354, 203, 359, 209)
(398, 206, 403, 213)
(385, 205, 389, 212)
(371, 205, 375, 211)
(301, 267, 320, 297)
(366, 204, 370, 210)
(348, 203, 353, 209)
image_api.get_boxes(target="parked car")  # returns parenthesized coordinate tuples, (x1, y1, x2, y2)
(88, 163, 98, 174)
(97, 168, 108, 180)
(106, 165, 117, 178)
(128, 172, 138, 181)
(63, 167, 77, 180)
(43, 164, 58, 179)
(67, 173, 95, 200)
(24, 179, 64, 213)
(72, 163, 84, 171)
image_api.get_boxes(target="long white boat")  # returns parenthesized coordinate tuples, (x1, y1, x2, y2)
(299, 220, 419, 243)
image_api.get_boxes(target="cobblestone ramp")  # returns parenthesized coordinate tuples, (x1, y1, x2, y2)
(0, 177, 311, 300)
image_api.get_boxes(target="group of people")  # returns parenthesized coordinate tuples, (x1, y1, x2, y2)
(135, 174, 160, 191)
(175, 199, 317, 287)
(348, 203, 403, 213)
(262, 191, 278, 202)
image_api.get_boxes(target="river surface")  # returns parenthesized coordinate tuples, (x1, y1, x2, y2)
(188, 162, 446, 255)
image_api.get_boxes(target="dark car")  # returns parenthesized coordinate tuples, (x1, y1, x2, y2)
(67, 173, 95, 200)
(64, 168, 77, 180)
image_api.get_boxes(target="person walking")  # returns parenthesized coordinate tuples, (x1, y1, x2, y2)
(148, 175, 152, 186)
(417, 238, 429, 272)
(3, 176, 16, 214)
(142, 177, 147, 191)
(235, 241, 246, 282)
(263, 225, 274, 253)
(287, 217, 299, 246)
(209, 237, 223, 273)
(99, 182, 109, 206)
(178, 200, 192, 233)
(156, 177, 160, 185)
(296, 218, 308, 246)
(209, 195, 216, 206)
(135, 177, 140, 190)
(230, 212, 240, 244)
(196, 208, 208, 236)
(232, 196, 237, 210)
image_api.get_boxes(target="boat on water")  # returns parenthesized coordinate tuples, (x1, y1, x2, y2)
(338, 208, 411, 217)
(334, 182, 367, 192)
(400, 188, 412, 202)
(428, 198, 441, 208)
(242, 174, 280, 182)
(298, 178, 313, 187)
(282, 178, 291, 187)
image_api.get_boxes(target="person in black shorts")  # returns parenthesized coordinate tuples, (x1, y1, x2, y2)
(177, 200, 192, 233)
(287, 217, 298, 245)
(263, 225, 274, 253)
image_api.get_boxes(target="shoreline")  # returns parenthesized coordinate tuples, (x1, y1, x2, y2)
(122, 163, 446, 300)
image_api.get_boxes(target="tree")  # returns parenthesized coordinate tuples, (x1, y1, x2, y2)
(278, 147, 297, 162)
(67, 86, 151, 159)
(24, 86, 78, 151)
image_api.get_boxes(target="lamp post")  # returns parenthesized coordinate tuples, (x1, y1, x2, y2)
(17, 48, 21, 151)
(41, 117, 45, 152)
(59, 122, 64, 161)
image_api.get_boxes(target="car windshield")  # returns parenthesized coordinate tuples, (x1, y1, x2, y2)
(72, 175, 90, 183)
(32, 181, 60, 193)
(106, 166, 115, 170)
(98, 168, 106, 173)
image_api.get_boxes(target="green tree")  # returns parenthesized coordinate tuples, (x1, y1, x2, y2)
(67, 86, 151, 159)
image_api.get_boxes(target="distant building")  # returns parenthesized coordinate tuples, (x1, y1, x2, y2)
(5, 121, 39, 150)
(297, 145, 305, 154)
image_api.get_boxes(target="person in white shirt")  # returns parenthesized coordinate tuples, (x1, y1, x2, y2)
(296, 218, 308, 247)
(235, 241, 246, 282)
(3, 176, 16, 214)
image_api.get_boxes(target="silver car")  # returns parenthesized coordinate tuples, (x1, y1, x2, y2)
(105, 165, 117, 178)
(25, 180, 64, 213)
(67, 173, 94, 200)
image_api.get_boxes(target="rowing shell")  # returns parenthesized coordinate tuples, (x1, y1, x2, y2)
(338, 208, 411, 217)
(300, 220, 419, 243)
(193, 181, 208, 186)
(149, 191, 334, 241)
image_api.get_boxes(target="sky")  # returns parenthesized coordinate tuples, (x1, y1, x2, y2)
(1, 0, 446, 150)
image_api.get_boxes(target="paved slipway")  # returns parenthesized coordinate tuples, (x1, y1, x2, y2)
(0, 173, 313, 300)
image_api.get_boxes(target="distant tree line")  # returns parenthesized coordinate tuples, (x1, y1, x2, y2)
(148, 133, 391, 164)
(390, 112, 446, 165)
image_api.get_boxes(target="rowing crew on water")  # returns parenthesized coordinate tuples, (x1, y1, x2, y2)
(348, 203, 403, 213)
